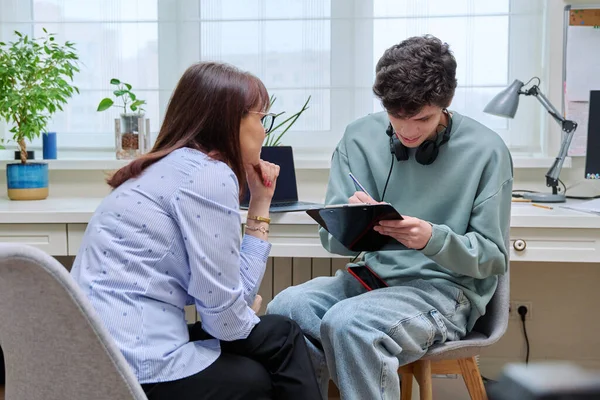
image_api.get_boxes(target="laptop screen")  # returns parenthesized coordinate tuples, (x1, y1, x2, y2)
(241, 146, 299, 205)
(586, 91, 600, 180)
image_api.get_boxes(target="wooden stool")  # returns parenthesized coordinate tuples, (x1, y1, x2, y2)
(398, 356, 487, 400)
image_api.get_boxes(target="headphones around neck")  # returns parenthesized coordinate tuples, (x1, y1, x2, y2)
(385, 109, 452, 166)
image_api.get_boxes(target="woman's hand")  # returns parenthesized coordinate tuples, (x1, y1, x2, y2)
(250, 294, 263, 314)
(246, 160, 280, 203)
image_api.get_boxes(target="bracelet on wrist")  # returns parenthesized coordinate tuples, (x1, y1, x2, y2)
(245, 225, 269, 234)
(247, 215, 271, 224)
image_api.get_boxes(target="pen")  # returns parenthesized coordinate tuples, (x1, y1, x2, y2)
(348, 172, 373, 199)
(531, 203, 553, 210)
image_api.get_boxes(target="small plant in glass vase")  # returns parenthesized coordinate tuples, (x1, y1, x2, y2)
(97, 79, 149, 160)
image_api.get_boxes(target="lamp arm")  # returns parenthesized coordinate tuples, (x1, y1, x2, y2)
(526, 85, 565, 124)
(545, 122, 577, 191)
(523, 85, 578, 192)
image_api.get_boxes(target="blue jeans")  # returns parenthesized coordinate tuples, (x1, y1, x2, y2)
(266, 269, 471, 400)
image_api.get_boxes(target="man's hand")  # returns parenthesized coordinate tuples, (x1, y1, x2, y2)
(348, 191, 380, 205)
(374, 216, 433, 250)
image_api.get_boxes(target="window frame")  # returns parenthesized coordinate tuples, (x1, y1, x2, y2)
(0, 0, 551, 168)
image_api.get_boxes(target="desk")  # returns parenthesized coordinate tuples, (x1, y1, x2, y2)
(0, 198, 599, 262)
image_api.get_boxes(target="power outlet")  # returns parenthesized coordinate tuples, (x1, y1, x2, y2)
(509, 301, 533, 320)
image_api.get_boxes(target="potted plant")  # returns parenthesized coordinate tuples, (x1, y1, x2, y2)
(259, 94, 311, 161)
(263, 95, 311, 147)
(0, 29, 79, 200)
(97, 79, 150, 160)
(242, 95, 310, 204)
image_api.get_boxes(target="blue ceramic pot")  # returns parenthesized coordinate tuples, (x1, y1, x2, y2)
(6, 162, 49, 200)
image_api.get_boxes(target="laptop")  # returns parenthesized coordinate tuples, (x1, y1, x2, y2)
(240, 146, 323, 213)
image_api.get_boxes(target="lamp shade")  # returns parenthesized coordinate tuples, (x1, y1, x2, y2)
(483, 79, 525, 118)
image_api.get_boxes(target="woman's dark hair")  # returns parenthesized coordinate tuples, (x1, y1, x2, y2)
(107, 62, 269, 190)
(373, 35, 457, 118)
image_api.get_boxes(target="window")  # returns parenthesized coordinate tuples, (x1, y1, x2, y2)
(369, 0, 546, 155)
(0, 0, 546, 161)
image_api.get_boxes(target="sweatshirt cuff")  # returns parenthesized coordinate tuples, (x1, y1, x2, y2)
(241, 234, 272, 263)
(421, 224, 449, 256)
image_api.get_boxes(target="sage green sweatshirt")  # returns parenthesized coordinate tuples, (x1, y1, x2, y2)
(321, 111, 513, 331)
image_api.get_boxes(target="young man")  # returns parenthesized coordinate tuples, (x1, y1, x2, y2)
(266, 35, 513, 399)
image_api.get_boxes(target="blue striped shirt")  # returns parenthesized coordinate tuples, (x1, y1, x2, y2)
(70, 147, 271, 384)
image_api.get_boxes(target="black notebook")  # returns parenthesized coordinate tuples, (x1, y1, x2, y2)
(306, 203, 405, 252)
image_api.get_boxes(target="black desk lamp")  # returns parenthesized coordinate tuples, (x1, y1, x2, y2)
(484, 78, 577, 203)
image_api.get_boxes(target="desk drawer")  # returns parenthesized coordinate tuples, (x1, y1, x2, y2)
(68, 223, 339, 259)
(67, 224, 88, 256)
(265, 224, 344, 258)
(0, 224, 68, 255)
(510, 227, 600, 263)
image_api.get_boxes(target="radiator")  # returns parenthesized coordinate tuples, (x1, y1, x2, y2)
(186, 257, 351, 322)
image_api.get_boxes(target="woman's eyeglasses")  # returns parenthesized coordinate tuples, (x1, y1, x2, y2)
(249, 111, 277, 134)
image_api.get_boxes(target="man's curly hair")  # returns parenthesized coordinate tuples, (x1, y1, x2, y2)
(373, 35, 457, 118)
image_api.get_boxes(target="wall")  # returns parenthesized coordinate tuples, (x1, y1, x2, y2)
(3, 0, 600, 387)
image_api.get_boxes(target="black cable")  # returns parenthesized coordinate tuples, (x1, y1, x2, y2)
(518, 306, 530, 365)
(512, 190, 537, 197)
(350, 154, 393, 263)
(381, 155, 394, 202)
(559, 178, 567, 195)
(522, 318, 530, 364)
(513, 181, 600, 200)
(566, 194, 600, 200)
(523, 76, 541, 88)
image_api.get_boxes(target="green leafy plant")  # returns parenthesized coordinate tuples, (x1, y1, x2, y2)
(97, 79, 146, 115)
(0, 28, 80, 163)
(264, 95, 311, 147)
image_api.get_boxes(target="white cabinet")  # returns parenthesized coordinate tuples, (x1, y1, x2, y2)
(268, 224, 344, 258)
(0, 224, 67, 255)
(1, 198, 600, 263)
(509, 227, 600, 263)
(62, 223, 600, 263)
(67, 224, 88, 256)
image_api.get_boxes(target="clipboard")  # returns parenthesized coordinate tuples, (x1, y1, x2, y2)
(306, 203, 405, 252)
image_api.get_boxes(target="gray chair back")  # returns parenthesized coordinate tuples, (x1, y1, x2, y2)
(423, 246, 510, 360)
(0, 244, 147, 400)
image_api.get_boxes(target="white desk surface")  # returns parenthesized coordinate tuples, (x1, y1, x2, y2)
(0, 197, 599, 229)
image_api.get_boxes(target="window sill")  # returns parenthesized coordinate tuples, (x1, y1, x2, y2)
(511, 155, 572, 169)
(0, 154, 572, 171)
(0, 157, 330, 171)
(0, 159, 130, 171)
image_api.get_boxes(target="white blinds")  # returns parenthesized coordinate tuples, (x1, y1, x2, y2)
(0, 0, 546, 159)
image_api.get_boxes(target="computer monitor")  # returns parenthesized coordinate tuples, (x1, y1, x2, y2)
(585, 90, 600, 180)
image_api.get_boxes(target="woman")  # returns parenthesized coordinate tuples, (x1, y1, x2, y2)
(70, 62, 321, 400)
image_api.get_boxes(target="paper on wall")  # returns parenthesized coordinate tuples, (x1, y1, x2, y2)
(566, 101, 589, 156)
(566, 26, 600, 102)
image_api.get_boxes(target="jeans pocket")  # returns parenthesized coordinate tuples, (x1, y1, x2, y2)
(438, 286, 470, 318)
(453, 289, 471, 317)
(388, 313, 436, 352)
(429, 310, 448, 344)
